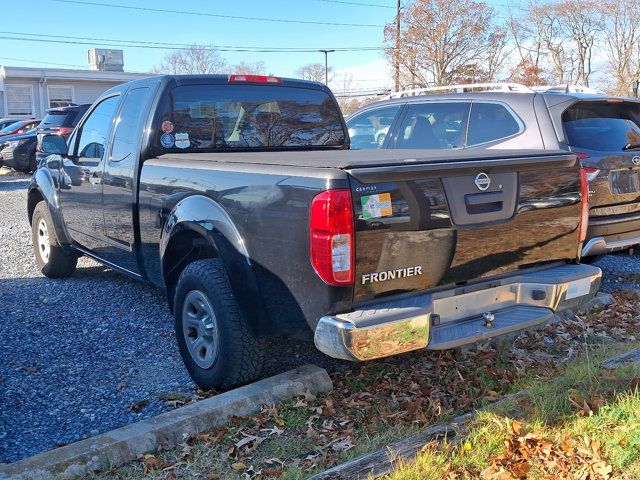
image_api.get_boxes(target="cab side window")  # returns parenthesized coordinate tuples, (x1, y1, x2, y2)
(346, 106, 401, 150)
(467, 102, 521, 146)
(395, 102, 470, 149)
(74, 96, 120, 163)
(111, 87, 150, 162)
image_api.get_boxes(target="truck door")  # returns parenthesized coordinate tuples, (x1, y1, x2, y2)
(100, 86, 152, 275)
(58, 95, 120, 252)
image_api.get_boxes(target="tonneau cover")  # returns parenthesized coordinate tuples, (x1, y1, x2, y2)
(156, 149, 572, 170)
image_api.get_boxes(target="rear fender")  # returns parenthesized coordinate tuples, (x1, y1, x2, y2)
(160, 195, 269, 336)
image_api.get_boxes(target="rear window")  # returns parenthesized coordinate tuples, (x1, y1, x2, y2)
(563, 101, 640, 151)
(157, 84, 345, 151)
(40, 112, 70, 128)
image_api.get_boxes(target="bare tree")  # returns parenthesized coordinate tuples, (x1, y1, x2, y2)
(384, 0, 506, 87)
(529, 2, 576, 84)
(152, 44, 228, 74)
(555, 0, 603, 86)
(295, 63, 334, 84)
(507, 4, 548, 81)
(600, 0, 640, 95)
(231, 61, 267, 75)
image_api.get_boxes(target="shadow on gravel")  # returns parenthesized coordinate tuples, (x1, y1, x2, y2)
(0, 267, 351, 464)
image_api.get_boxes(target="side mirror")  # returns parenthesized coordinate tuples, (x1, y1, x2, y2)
(41, 134, 68, 155)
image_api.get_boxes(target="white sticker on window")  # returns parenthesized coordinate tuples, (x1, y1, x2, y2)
(175, 132, 190, 149)
(565, 278, 592, 300)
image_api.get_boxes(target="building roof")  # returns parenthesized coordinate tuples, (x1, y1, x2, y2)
(0, 65, 150, 83)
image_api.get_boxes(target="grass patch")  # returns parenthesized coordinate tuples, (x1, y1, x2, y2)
(386, 348, 640, 479)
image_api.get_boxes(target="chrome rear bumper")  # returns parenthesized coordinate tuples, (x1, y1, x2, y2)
(314, 263, 602, 361)
(581, 235, 640, 257)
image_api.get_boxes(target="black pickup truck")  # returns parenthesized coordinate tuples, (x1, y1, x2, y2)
(29, 74, 601, 389)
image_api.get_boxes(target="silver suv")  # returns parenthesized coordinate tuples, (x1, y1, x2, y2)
(346, 83, 640, 260)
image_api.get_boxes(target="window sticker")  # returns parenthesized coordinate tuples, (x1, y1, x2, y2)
(160, 133, 175, 148)
(161, 120, 174, 133)
(361, 193, 393, 219)
(175, 132, 190, 149)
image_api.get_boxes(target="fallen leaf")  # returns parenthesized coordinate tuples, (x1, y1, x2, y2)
(128, 399, 149, 413)
(231, 462, 247, 471)
(142, 454, 165, 474)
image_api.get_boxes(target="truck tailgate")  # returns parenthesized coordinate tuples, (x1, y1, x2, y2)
(348, 153, 582, 302)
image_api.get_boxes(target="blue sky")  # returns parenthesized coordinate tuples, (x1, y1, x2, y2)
(0, 0, 511, 92)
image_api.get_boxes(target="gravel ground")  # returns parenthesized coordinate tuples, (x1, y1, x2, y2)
(594, 251, 640, 293)
(1, 167, 638, 464)
(0, 170, 349, 464)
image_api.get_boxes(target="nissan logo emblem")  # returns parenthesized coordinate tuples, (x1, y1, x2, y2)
(633, 156, 640, 166)
(475, 172, 491, 191)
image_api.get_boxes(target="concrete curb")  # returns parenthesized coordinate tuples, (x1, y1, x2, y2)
(0, 364, 333, 480)
(601, 349, 640, 369)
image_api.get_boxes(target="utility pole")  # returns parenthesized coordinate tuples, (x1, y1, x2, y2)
(395, 0, 401, 92)
(319, 49, 335, 85)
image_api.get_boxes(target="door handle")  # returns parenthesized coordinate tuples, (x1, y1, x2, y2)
(89, 173, 101, 185)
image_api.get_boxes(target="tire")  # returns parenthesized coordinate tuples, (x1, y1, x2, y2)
(31, 202, 77, 278)
(28, 152, 37, 172)
(173, 259, 264, 390)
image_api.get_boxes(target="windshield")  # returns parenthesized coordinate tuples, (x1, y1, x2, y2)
(563, 101, 640, 152)
(0, 121, 27, 133)
(158, 84, 345, 151)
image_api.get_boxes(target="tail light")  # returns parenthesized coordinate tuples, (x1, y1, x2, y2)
(310, 189, 354, 285)
(55, 127, 74, 138)
(228, 74, 282, 84)
(578, 167, 593, 243)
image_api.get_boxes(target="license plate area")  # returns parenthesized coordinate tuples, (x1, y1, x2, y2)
(611, 169, 640, 194)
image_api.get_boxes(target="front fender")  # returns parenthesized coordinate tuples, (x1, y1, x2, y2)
(28, 166, 73, 246)
(160, 195, 270, 336)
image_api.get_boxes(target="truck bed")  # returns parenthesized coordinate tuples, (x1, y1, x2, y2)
(155, 149, 572, 170)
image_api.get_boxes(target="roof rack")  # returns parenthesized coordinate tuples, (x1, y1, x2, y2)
(383, 83, 534, 99)
(530, 84, 601, 94)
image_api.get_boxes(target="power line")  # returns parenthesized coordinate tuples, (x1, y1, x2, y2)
(0, 56, 84, 68)
(317, 0, 394, 8)
(52, 0, 385, 28)
(0, 33, 389, 53)
(0, 30, 381, 52)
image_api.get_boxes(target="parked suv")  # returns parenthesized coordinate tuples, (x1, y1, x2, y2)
(36, 104, 91, 165)
(346, 84, 640, 259)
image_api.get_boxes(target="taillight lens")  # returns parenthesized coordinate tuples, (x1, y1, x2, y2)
(578, 167, 592, 243)
(56, 127, 74, 138)
(310, 189, 354, 285)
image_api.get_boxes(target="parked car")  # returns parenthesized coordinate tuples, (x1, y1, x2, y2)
(0, 119, 39, 137)
(346, 83, 640, 260)
(30, 75, 600, 390)
(0, 117, 31, 131)
(36, 104, 91, 165)
(0, 130, 38, 171)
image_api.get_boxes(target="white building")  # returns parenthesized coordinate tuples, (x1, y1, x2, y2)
(0, 50, 149, 119)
